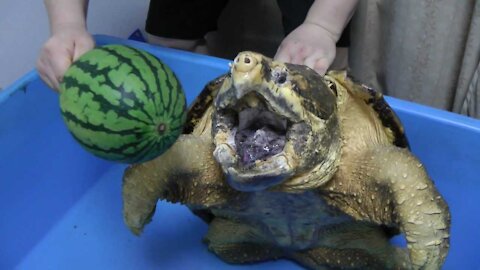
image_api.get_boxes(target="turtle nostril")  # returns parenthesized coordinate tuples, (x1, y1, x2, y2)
(233, 53, 258, 73)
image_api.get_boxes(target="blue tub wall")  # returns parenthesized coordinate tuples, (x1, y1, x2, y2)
(0, 36, 230, 269)
(0, 78, 115, 268)
(1, 36, 479, 269)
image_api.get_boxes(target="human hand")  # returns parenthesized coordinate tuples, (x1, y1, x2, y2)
(37, 24, 94, 91)
(275, 22, 337, 75)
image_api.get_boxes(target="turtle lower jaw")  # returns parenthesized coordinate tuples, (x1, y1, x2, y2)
(224, 154, 294, 192)
(213, 138, 295, 191)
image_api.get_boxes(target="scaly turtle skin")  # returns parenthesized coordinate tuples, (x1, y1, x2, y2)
(122, 52, 450, 269)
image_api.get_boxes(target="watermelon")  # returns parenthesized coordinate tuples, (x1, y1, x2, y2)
(59, 44, 186, 164)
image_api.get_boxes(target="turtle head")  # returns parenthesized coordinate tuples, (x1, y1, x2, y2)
(212, 51, 341, 192)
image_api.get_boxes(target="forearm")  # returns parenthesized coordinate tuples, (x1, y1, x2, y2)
(304, 0, 358, 41)
(44, 0, 89, 34)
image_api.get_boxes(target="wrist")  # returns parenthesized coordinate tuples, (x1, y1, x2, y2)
(45, 0, 88, 35)
(51, 22, 87, 36)
(304, 0, 358, 42)
(302, 20, 340, 42)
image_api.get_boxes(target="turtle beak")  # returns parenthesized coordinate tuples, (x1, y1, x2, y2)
(229, 52, 265, 96)
(232, 52, 258, 73)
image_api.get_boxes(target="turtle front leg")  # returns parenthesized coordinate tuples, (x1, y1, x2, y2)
(352, 147, 450, 269)
(122, 134, 225, 235)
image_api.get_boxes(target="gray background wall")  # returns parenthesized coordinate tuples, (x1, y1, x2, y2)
(0, 0, 284, 90)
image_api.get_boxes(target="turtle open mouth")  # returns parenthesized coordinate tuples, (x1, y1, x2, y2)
(231, 93, 289, 167)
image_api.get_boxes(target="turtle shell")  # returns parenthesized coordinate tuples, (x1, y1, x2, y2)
(183, 74, 227, 134)
(349, 76, 410, 149)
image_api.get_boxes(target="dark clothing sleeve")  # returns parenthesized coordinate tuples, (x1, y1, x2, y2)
(276, 0, 350, 47)
(145, 0, 229, 39)
(145, 0, 350, 46)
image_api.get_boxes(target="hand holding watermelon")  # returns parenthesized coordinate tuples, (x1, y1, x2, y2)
(59, 44, 187, 164)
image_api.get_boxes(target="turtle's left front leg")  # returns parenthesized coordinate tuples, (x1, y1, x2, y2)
(122, 134, 227, 234)
(347, 146, 451, 270)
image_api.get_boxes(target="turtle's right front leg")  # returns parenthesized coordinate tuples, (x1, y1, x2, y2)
(122, 134, 225, 235)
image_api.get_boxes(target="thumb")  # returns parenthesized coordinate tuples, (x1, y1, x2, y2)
(72, 36, 95, 61)
(274, 42, 293, 63)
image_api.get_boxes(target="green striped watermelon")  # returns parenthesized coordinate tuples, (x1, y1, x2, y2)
(59, 44, 186, 164)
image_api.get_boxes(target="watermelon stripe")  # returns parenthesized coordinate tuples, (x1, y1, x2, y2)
(64, 64, 153, 124)
(160, 61, 185, 121)
(62, 111, 145, 137)
(158, 61, 174, 111)
(126, 47, 166, 112)
(161, 60, 183, 115)
(168, 117, 185, 130)
(100, 49, 159, 122)
(65, 68, 141, 117)
(133, 49, 173, 111)
(71, 136, 125, 160)
(130, 47, 169, 110)
(158, 61, 177, 113)
(126, 139, 160, 163)
(161, 134, 179, 145)
(70, 131, 140, 162)
(100, 52, 159, 120)
(102, 47, 161, 119)
(136, 49, 185, 123)
(173, 122, 185, 134)
(117, 140, 156, 163)
(66, 118, 162, 161)
(62, 76, 153, 126)
(63, 62, 143, 111)
(67, 122, 153, 161)
(120, 138, 164, 163)
(62, 121, 150, 159)
(84, 66, 155, 124)
(119, 48, 164, 119)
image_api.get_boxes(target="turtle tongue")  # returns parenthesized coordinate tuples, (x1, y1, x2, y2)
(235, 108, 287, 166)
(235, 127, 286, 166)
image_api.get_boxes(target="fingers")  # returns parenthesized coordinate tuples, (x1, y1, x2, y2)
(51, 51, 74, 89)
(36, 32, 94, 92)
(37, 38, 73, 91)
(37, 49, 64, 91)
(274, 22, 338, 75)
(37, 71, 56, 91)
(304, 52, 334, 75)
(274, 43, 292, 64)
(276, 41, 312, 64)
(275, 43, 334, 75)
(73, 34, 95, 61)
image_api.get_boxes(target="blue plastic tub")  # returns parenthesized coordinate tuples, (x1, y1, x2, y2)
(1, 35, 479, 270)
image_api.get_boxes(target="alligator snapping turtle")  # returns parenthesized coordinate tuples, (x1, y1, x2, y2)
(122, 52, 450, 269)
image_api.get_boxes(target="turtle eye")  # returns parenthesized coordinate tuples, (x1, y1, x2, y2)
(325, 79, 338, 96)
(272, 68, 288, 85)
